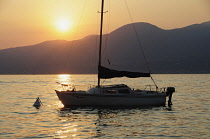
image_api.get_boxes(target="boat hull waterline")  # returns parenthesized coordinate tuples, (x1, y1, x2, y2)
(55, 90, 167, 107)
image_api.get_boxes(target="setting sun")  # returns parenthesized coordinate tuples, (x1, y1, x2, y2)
(56, 18, 72, 33)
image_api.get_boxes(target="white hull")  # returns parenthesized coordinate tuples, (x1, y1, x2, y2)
(56, 91, 166, 107)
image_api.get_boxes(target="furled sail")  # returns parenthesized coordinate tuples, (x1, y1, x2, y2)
(98, 66, 150, 79)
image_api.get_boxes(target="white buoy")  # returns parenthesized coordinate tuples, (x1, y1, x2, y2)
(33, 97, 43, 108)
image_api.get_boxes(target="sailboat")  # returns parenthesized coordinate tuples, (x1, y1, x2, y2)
(55, 0, 175, 107)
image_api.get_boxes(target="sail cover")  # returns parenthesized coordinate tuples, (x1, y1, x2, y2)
(98, 66, 150, 79)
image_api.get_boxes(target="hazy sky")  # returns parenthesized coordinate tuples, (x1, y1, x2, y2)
(0, 0, 210, 49)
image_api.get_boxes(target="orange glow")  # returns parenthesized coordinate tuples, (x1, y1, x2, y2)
(55, 18, 72, 33)
(0, 0, 209, 49)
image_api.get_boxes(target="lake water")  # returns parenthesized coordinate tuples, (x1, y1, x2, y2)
(0, 74, 210, 138)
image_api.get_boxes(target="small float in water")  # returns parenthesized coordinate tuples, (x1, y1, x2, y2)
(33, 97, 43, 109)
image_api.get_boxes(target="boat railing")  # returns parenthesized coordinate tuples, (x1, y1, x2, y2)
(56, 82, 75, 91)
(56, 82, 94, 91)
(159, 87, 167, 93)
(144, 85, 158, 91)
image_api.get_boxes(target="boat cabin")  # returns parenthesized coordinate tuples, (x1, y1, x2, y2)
(87, 84, 132, 94)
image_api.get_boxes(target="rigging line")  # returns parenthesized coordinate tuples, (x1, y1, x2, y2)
(102, 0, 111, 66)
(124, 0, 158, 88)
(64, 0, 88, 68)
(101, 78, 106, 85)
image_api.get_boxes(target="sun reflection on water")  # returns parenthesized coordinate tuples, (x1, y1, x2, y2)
(55, 101, 64, 108)
(54, 121, 79, 138)
(57, 74, 72, 84)
(56, 74, 73, 91)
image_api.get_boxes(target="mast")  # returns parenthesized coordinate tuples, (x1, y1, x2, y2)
(98, 0, 105, 87)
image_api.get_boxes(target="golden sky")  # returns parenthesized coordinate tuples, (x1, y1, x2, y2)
(0, 0, 209, 49)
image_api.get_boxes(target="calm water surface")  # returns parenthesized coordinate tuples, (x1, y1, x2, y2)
(0, 74, 210, 138)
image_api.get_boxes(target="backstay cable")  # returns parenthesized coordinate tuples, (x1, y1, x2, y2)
(124, 0, 158, 89)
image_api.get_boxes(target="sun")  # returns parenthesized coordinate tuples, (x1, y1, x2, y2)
(56, 18, 72, 33)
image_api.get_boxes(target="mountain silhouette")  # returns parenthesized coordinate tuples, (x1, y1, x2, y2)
(0, 21, 210, 74)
